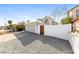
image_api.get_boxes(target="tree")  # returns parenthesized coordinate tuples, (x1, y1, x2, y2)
(8, 20, 12, 25)
(60, 16, 72, 24)
(52, 20, 58, 25)
(27, 20, 30, 22)
(50, 5, 68, 23)
(11, 24, 16, 31)
(51, 8, 60, 20)
(18, 21, 25, 25)
(6, 20, 13, 30)
(16, 22, 25, 31)
(62, 5, 68, 16)
(16, 24, 25, 31)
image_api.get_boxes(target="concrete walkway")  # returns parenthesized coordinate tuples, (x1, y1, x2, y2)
(0, 31, 73, 54)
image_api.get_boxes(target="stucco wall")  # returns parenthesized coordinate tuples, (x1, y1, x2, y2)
(73, 20, 79, 31)
(69, 6, 79, 21)
(69, 10, 76, 21)
(26, 24, 71, 40)
(44, 24, 71, 40)
(69, 33, 79, 54)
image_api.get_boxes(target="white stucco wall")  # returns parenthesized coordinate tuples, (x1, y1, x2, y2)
(76, 23, 79, 31)
(69, 33, 79, 54)
(26, 24, 71, 40)
(44, 24, 71, 40)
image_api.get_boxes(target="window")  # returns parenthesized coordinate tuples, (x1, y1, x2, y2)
(76, 23, 79, 31)
(45, 19, 48, 22)
(76, 10, 79, 16)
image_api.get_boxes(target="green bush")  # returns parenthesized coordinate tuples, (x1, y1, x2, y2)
(60, 16, 72, 24)
(16, 24, 25, 31)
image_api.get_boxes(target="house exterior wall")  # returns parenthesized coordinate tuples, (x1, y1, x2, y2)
(73, 20, 79, 31)
(45, 19, 52, 25)
(69, 6, 79, 32)
(69, 10, 76, 21)
(70, 34, 79, 54)
(43, 16, 53, 25)
(69, 6, 79, 21)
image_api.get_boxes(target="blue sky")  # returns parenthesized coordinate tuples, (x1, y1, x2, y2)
(0, 4, 77, 26)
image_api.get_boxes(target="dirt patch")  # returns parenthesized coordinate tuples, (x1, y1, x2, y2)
(0, 33, 16, 42)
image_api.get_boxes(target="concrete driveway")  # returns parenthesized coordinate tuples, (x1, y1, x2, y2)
(0, 31, 73, 54)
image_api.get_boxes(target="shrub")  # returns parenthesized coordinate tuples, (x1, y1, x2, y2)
(16, 24, 25, 31)
(60, 16, 72, 24)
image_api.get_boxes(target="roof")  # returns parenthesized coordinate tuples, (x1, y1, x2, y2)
(68, 5, 79, 23)
(70, 5, 79, 11)
(43, 16, 53, 20)
(68, 5, 79, 16)
(72, 19, 79, 23)
(25, 21, 44, 25)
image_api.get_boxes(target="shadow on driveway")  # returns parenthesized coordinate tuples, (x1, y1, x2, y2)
(14, 31, 73, 54)
(14, 31, 38, 46)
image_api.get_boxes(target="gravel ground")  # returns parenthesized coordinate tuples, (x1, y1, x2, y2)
(0, 31, 73, 54)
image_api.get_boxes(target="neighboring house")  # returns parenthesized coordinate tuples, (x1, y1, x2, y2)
(25, 21, 44, 34)
(0, 26, 3, 30)
(68, 5, 79, 32)
(42, 16, 53, 25)
(0, 26, 9, 35)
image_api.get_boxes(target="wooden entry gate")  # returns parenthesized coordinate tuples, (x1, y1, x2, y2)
(40, 25, 44, 35)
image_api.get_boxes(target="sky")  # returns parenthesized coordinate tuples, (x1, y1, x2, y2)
(0, 4, 77, 26)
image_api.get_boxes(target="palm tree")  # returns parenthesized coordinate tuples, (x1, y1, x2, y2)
(7, 20, 13, 30)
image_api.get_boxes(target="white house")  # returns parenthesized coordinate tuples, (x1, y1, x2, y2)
(25, 21, 44, 34)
